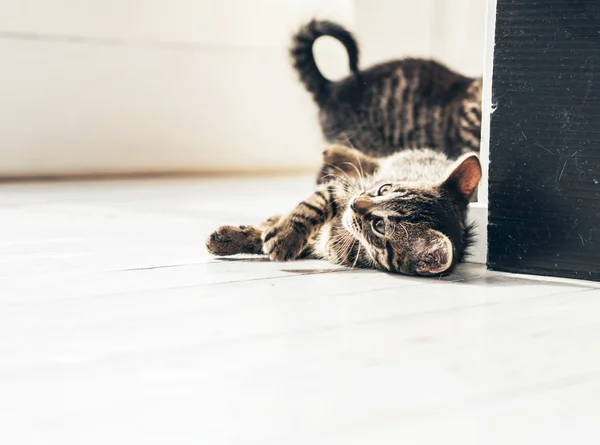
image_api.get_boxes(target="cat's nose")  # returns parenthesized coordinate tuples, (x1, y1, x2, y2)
(350, 197, 373, 216)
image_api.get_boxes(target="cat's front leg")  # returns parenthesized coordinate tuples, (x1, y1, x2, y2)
(206, 214, 283, 257)
(206, 225, 263, 256)
(262, 186, 339, 261)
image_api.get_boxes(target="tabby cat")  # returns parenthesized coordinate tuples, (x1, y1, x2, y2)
(206, 145, 481, 276)
(291, 20, 482, 167)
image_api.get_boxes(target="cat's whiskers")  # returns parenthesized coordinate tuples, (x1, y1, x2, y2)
(338, 136, 366, 186)
(316, 172, 358, 209)
(320, 174, 353, 197)
(328, 194, 352, 209)
(336, 214, 367, 268)
(351, 147, 368, 188)
(341, 161, 366, 191)
(330, 228, 357, 264)
(316, 178, 359, 212)
(352, 242, 362, 268)
(323, 163, 354, 184)
(342, 237, 359, 265)
(342, 133, 357, 148)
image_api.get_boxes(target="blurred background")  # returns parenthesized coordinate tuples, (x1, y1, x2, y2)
(0, 0, 485, 178)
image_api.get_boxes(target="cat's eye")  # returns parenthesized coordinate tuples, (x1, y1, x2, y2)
(372, 218, 386, 236)
(378, 184, 392, 196)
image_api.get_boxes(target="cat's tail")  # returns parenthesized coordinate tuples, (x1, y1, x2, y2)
(290, 19, 359, 107)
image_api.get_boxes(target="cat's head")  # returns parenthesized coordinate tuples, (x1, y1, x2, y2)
(342, 154, 482, 276)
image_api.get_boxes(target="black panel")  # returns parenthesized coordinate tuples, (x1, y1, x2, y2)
(488, 0, 600, 280)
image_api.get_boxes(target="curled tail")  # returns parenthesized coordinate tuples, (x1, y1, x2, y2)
(290, 19, 360, 106)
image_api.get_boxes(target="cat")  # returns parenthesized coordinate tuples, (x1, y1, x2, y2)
(206, 145, 481, 276)
(290, 19, 482, 172)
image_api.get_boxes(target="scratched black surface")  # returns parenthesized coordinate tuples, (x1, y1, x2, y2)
(488, 0, 600, 280)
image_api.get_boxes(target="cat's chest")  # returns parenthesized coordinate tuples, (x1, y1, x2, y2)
(314, 217, 355, 263)
(315, 222, 334, 258)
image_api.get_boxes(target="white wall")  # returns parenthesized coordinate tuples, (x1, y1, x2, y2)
(355, 0, 485, 76)
(478, 0, 497, 205)
(0, 0, 354, 176)
(0, 0, 485, 177)
(354, 0, 433, 67)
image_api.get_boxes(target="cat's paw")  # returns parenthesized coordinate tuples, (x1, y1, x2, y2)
(206, 225, 262, 256)
(322, 144, 359, 167)
(262, 220, 307, 262)
(318, 145, 377, 183)
(318, 145, 357, 183)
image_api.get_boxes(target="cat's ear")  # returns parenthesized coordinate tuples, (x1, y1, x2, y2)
(442, 153, 482, 201)
(413, 234, 454, 276)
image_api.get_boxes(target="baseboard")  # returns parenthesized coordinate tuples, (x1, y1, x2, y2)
(466, 202, 487, 264)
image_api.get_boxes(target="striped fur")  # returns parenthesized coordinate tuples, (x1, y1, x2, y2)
(206, 146, 481, 277)
(290, 20, 482, 163)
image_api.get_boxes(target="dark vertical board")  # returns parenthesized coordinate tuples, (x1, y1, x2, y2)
(488, 0, 600, 280)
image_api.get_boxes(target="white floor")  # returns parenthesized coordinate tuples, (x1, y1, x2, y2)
(1, 175, 600, 445)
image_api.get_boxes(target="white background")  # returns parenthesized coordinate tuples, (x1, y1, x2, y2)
(0, 0, 486, 177)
